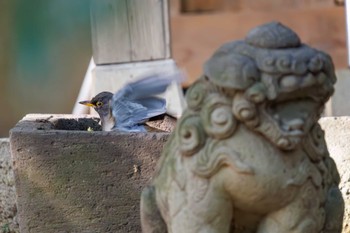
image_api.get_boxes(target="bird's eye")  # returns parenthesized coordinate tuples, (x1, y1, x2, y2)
(96, 101, 103, 107)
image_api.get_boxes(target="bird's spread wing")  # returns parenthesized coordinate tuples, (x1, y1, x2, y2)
(111, 72, 183, 132)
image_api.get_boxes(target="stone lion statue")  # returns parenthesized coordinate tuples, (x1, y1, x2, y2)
(140, 22, 344, 233)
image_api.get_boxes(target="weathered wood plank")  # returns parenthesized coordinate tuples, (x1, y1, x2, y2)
(90, 0, 131, 64)
(127, 0, 170, 61)
(163, 0, 172, 58)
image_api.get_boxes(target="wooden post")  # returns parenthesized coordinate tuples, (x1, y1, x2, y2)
(90, 0, 171, 64)
(84, 0, 184, 118)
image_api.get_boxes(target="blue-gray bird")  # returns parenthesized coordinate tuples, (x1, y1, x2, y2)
(79, 72, 183, 132)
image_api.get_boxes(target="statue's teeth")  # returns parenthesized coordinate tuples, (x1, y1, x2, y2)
(288, 118, 305, 130)
(281, 118, 305, 133)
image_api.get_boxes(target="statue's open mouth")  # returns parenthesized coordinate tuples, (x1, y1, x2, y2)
(267, 97, 319, 137)
(266, 71, 329, 139)
(253, 71, 333, 151)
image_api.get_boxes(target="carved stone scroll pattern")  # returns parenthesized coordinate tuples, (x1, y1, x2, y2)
(141, 22, 343, 233)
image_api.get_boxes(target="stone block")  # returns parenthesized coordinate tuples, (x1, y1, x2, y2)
(320, 117, 350, 232)
(0, 138, 18, 233)
(9, 114, 169, 233)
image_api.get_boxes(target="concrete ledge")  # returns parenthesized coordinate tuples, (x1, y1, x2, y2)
(10, 114, 169, 233)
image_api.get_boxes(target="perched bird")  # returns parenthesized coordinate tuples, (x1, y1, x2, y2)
(79, 72, 183, 132)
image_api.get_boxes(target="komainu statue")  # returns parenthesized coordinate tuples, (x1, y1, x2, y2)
(140, 22, 344, 233)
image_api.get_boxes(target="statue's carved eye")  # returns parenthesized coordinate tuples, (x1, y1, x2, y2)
(265, 57, 275, 66)
(308, 56, 323, 73)
(96, 101, 103, 107)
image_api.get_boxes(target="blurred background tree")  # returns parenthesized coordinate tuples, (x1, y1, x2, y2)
(0, 0, 92, 137)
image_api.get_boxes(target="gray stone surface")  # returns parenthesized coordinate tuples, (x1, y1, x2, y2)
(0, 138, 18, 233)
(320, 117, 350, 233)
(10, 114, 169, 233)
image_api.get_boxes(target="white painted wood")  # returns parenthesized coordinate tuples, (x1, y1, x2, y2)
(90, 0, 131, 64)
(91, 60, 186, 118)
(72, 58, 96, 114)
(324, 69, 350, 117)
(346, 0, 350, 66)
(163, 0, 172, 58)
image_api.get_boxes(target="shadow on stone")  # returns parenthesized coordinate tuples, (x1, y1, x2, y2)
(51, 118, 102, 131)
(10, 114, 168, 233)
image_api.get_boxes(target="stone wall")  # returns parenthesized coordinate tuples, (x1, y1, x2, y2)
(0, 138, 18, 233)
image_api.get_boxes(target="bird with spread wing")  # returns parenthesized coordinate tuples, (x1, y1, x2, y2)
(79, 72, 183, 132)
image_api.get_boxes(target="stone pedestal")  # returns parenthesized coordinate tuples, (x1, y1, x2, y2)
(320, 117, 350, 232)
(9, 114, 169, 233)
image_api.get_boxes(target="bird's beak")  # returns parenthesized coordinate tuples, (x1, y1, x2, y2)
(79, 100, 95, 107)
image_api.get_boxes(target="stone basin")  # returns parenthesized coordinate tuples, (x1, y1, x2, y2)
(9, 114, 169, 233)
